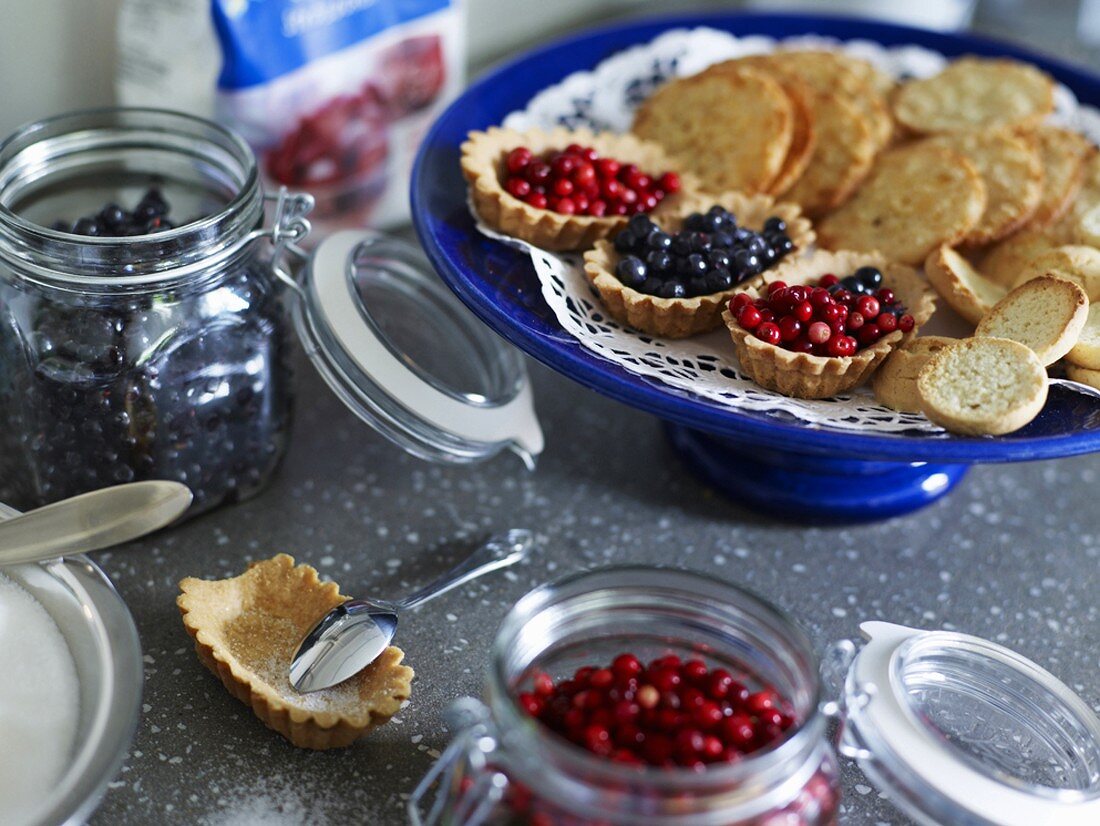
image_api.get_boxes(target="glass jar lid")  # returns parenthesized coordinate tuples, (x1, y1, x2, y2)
(841, 621, 1100, 826)
(294, 229, 543, 468)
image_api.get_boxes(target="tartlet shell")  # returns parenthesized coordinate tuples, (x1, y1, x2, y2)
(582, 191, 815, 338)
(179, 554, 414, 750)
(461, 126, 695, 251)
(723, 250, 936, 399)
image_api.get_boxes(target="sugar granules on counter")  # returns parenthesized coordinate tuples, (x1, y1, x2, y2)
(0, 573, 80, 825)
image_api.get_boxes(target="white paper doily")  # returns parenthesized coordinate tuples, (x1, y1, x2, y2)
(476, 27, 1100, 434)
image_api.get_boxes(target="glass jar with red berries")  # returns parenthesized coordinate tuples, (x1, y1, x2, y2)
(410, 567, 840, 826)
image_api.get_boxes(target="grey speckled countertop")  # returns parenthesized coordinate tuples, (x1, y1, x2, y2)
(90, 7, 1100, 825)
(91, 350, 1100, 826)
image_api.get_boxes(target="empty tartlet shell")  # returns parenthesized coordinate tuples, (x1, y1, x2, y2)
(582, 191, 815, 338)
(722, 250, 936, 399)
(462, 126, 695, 251)
(178, 554, 414, 750)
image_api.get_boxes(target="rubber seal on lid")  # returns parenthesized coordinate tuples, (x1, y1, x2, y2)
(293, 229, 543, 467)
(840, 621, 1100, 826)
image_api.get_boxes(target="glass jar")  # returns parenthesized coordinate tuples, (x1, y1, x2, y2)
(0, 109, 304, 515)
(411, 567, 840, 826)
(0, 108, 543, 517)
(414, 568, 1100, 826)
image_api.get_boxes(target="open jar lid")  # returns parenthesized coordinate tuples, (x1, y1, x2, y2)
(840, 621, 1100, 826)
(293, 229, 543, 468)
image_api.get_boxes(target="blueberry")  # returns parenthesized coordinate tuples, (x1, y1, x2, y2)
(99, 204, 126, 228)
(774, 235, 794, 256)
(763, 216, 787, 234)
(687, 276, 709, 296)
(658, 281, 687, 299)
(640, 277, 664, 295)
(671, 235, 692, 256)
(645, 229, 672, 251)
(614, 231, 636, 254)
(688, 232, 712, 253)
(628, 213, 654, 235)
(841, 275, 865, 294)
(685, 253, 709, 277)
(712, 231, 733, 250)
(73, 217, 101, 236)
(732, 227, 754, 245)
(708, 249, 731, 270)
(615, 256, 647, 287)
(646, 250, 672, 275)
(683, 212, 706, 232)
(702, 211, 725, 233)
(855, 266, 883, 288)
(732, 249, 761, 275)
(707, 269, 734, 291)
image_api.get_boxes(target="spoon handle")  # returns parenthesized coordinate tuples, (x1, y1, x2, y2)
(1050, 377, 1100, 400)
(397, 529, 534, 611)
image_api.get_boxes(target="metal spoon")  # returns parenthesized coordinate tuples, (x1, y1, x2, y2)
(290, 528, 534, 693)
(0, 481, 193, 566)
(1050, 378, 1100, 400)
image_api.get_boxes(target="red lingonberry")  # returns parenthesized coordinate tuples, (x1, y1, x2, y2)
(807, 321, 832, 344)
(755, 321, 781, 345)
(856, 295, 880, 319)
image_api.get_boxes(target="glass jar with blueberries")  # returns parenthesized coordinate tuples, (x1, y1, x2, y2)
(0, 109, 541, 516)
(410, 567, 1100, 826)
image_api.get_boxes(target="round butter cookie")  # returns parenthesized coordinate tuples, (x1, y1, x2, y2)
(979, 229, 1060, 289)
(1067, 303, 1100, 370)
(741, 50, 893, 149)
(893, 57, 1054, 135)
(872, 336, 959, 413)
(632, 66, 794, 195)
(975, 275, 1089, 366)
(1066, 361, 1100, 389)
(818, 143, 987, 266)
(1011, 245, 1100, 301)
(927, 131, 1043, 246)
(784, 91, 877, 216)
(917, 337, 1048, 436)
(1029, 126, 1096, 229)
(924, 245, 1008, 325)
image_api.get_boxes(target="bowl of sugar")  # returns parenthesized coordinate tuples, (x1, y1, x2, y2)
(0, 542, 142, 825)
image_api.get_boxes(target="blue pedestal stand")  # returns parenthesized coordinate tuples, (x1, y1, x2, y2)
(666, 423, 969, 523)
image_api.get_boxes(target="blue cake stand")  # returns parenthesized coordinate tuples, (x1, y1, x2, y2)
(411, 12, 1100, 522)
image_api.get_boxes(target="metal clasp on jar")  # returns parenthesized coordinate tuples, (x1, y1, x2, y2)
(236, 186, 315, 296)
(818, 638, 876, 761)
(409, 698, 510, 826)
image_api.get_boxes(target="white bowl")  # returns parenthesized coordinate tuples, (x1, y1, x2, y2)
(2, 551, 142, 825)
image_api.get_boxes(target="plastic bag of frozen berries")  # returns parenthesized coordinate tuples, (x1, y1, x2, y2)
(116, 0, 465, 232)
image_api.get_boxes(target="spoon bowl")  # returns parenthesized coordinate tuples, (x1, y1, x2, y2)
(290, 529, 533, 693)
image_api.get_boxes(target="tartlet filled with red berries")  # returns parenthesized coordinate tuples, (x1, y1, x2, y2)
(723, 250, 936, 399)
(583, 191, 814, 338)
(461, 126, 692, 251)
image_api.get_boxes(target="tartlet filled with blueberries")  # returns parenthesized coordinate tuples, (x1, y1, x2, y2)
(461, 125, 693, 251)
(722, 250, 936, 399)
(582, 192, 814, 338)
